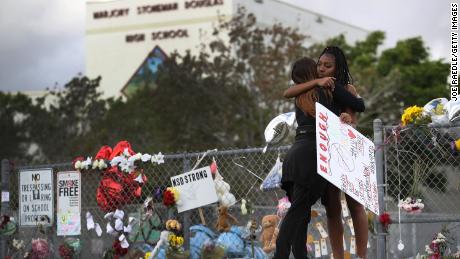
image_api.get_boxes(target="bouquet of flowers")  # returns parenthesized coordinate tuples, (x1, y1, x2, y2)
(398, 197, 425, 214)
(58, 238, 80, 259)
(401, 105, 431, 126)
(30, 238, 51, 259)
(425, 232, 449, 259)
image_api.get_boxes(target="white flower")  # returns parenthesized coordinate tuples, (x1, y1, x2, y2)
(74, 160, 82, 170)
(425, 245, 433, 254)
(141, 153, 152, 162)
(151, 152, 165, 165)
(81, 157, 92, 170)
(436, 233, 446, 241)
(110, 156, 124, 167)
(123, 148, 131, 157)
(134, 174, 144, 183)
(13, 239, 25, 250)
(92, 160, 99, 170)
(120, 159, 135, 173)
(128, 153, 141, 163)
(98, 160, 107, 170)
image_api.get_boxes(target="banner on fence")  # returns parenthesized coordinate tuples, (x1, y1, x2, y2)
(170, 166, 218, 213)
(315, 103, 379, 214)
(19, 169, 54, 226)
(57, 171, 81, 236)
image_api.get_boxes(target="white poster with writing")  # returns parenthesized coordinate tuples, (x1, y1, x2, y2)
(315, 103, 379, 215)
(19, 169, 54, 226)
(57, 171, 81, 236)
(170, 166, 218, 213)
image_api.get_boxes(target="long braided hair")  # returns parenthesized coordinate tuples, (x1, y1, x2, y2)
(319, 46, 353, 86)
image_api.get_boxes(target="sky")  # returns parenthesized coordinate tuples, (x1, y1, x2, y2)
(0, 0, 452, 92)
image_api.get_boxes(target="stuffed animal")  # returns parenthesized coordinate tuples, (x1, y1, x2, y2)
(215, 205, 239, 233)
(259, 215, 280, 253)
(166, 219, 182, 233)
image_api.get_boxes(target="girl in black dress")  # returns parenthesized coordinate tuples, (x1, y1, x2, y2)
(274, 56, 364, 258)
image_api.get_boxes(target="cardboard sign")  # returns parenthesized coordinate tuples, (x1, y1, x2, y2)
(57, 171, 81, 236)
(19, 169, 53, 226)
(316, 103, 379, 214)
(170, 166, 218, 213)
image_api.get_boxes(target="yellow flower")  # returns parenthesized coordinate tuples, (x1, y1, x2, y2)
(176, 236, 184, 246)
(401, 105, 427, 126)
(145, 252, 152, 259)
(455, 139, 460, 151)
(169, 234, 177, 246)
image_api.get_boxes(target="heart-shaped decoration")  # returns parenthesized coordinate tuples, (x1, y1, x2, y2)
(348, 129, 356, 139)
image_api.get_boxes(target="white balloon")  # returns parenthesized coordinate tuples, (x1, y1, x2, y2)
(264, 112, 296, 146)
(423, 98, 448, 116)
(446, 99, 460, 122)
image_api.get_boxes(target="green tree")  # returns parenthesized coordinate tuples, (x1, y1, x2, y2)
(26, 76, 110, 162)
(0, 92, 34, 160)
(305, 33, 449, 133)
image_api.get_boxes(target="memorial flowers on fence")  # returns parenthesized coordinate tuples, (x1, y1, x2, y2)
(424, 231, 450, 259)
(163, 187, 180, 208)
(379, 212, 392, 232)
(401, 105, 431, 126)
(58, 238, 80, 259)
(73, 140, 165, 212)
(398, 197, 425, 214)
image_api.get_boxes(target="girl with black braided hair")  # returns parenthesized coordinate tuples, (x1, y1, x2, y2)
(283, 46, 368, 259)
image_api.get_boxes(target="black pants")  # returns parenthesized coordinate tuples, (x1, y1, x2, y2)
(273, 184, 322, 259)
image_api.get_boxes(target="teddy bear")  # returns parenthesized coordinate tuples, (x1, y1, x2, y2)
(215, 205, 239, 233)
(260, 214, 280, 253)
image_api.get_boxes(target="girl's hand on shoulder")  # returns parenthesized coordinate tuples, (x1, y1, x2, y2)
(316, 77, 335, 91)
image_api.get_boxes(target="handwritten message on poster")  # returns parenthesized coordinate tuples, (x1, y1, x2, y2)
(57, 171, 81, 236)
(315, 103, 379, 215)
(19, 169, 54, 226)
(170, 166, 218, 213)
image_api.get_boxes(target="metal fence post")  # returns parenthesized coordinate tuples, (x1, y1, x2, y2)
(1, 159, 11, 258)
(182, 154, 191, 250)
(373, 119, 387, 259)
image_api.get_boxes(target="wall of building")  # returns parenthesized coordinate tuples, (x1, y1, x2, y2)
(85, 0, 369, 98)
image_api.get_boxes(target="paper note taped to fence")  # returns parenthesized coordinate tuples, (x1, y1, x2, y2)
(315, 102, 379, 214)
(170, 166, 218, 213)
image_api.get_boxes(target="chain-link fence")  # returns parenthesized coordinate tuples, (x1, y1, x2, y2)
(0, 121, 459, 259)
(382, 124, 460, 258)
(1, 145, 377, 259)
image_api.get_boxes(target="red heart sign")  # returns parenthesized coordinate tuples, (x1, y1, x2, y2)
(348, 129, 356, 139)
